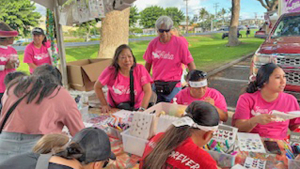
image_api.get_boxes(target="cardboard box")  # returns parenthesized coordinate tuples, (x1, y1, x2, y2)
(66, 58, 112, 91)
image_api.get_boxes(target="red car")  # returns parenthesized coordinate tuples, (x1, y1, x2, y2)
(250, 12, 300, 101)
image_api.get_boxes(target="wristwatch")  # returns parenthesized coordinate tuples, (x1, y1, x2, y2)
(138, 107, 146, 111)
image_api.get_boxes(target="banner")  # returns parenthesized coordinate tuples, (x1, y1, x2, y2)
(281, 0, 300, 14)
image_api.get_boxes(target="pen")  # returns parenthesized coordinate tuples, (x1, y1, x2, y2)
(286, 153, 292, 159)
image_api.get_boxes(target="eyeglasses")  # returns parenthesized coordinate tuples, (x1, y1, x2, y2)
(103, 159, 109, 168)
(158, 29, 170, 33)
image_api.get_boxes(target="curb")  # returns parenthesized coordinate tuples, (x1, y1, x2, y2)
(207, 52, 254, 77)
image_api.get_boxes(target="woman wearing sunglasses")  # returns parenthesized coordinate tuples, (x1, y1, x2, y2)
(173, 70, 228, 122)
(140, 101, 219, 169)
(143, 16, 196, 103)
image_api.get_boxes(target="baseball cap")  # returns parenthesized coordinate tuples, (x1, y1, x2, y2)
(71, 127, 116, 163)
(32, 27, 45, 35)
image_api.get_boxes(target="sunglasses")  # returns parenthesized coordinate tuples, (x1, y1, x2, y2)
(103, 159, 109, 168)
(158, 29, 170, 33)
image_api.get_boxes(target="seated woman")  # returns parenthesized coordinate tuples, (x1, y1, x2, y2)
(140, 101, 219, 169)
(94, 44, 152, 113)
(173, 70, 228, 122)
(0, 64, 84, 162)
(0, 127, 115, 169)
(233, 63, 300, 140)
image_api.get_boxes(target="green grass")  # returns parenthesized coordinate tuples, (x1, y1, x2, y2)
(17, 32, 264, 74)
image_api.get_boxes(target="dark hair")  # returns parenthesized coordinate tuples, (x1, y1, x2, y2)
(111, 44, 136, 78)
(0, 22, 14, 42)
(55, 142, 85, 163)
(7, 64, 62, 104)
(32, 27, 47, 46)
(143, 101, 219, 169)
(246, 63, 279, 93)
(186, 69, 207, 81)
(4, 71, 26, 86)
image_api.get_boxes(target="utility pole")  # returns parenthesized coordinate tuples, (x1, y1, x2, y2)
(254, 12, 257, 26)
(183, 0, 189, 34)
(212, 2, 219, 31)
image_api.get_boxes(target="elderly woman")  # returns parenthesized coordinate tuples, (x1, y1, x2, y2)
(0, 64, 85, 162)
(23, 27, 53, 74)
(143, 16, 196, 103)
(94, 44, 152, 113)
(173, 70, 228, 122)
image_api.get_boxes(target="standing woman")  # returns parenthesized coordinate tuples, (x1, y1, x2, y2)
(0, 22, 19, 106)
(233, 63, 300, 140)
(94, 44, 152, 113)
(23, 27, 52, 74)
(0, 64, 85, 162)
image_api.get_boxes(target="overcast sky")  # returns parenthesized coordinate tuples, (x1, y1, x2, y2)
(35, 0, 266, 20)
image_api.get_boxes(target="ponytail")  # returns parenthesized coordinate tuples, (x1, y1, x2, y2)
(246, 81, 258, 93)
(42, 36, 47, 46)
(55, 142, 84, 162)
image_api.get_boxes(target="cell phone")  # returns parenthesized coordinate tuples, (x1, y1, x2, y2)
(264, 140, 281, 155)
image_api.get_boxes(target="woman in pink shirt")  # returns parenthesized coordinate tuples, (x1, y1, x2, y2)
(143, 16, 196, 103)
(173, 70, 228, 122)
(0, 64, 84, 162)
(94, 44, 152, 113)
(233, 63, 300, 140)
(0, 22, 19, 106)
(23, 27, 52, 74)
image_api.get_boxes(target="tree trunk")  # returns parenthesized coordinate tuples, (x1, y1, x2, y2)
(227, 0, 241, 47)
(98, 8, 130, 58)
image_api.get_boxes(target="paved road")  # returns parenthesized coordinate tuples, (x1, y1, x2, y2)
(208, 56, 251, 112)
(14, 31, 224, 52)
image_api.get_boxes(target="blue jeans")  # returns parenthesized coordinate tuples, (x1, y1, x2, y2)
(152, 84, 181, 103)
(0, 132, 42, 163)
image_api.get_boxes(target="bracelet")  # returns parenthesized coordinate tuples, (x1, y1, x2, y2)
(138, 107, 146, 111)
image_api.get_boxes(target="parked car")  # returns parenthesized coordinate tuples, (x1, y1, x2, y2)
(254, 30, 268, 39)
(13, 39, 25, 46)
(221, 28, 242, 39)
(250, 12, 300, 101)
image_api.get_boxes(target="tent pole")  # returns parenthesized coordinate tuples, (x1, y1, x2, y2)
(53, 0, 69, 89)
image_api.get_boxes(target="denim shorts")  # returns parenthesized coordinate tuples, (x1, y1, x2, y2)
(0, 132, 42, 163)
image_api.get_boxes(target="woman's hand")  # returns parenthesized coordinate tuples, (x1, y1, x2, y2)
(101, 105, 111, 114)
(204, 97, 215, 106)
(252, 114, 275, 125)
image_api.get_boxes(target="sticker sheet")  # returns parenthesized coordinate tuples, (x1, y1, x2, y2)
(237, 133, 266, 153)
(212, 124, 238, 144)
(271, 110, 300, 122)
(244, 157, 266, 169)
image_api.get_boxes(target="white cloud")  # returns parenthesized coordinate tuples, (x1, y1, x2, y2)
(34, 3, 46, 16)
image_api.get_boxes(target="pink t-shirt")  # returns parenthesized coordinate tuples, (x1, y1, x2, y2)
(234, 91, 300, 140)
(174, 87, 228, 112)
(0, 85, 85, 136)
(0, 46, 17, 93)
(143, 36, 194, 87)
(98, 64, 152, 109)
(24, 41, 52, 73)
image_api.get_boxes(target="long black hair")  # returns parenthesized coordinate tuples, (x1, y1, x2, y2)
(186, 69, 207, 82)
(7, 64, 62, 104)
(111, 44, 136, 78)
(143, 101, 219, 169)
(246, 63, 279, 93)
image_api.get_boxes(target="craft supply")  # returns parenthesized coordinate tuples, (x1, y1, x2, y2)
(130, 112, 155, 139)
(237, 133, 266, 153)
(212, 124, 238, 144)
(244, 157, 266, 169)
(271, 110, 300, 122)
(155, 114, 179, 134)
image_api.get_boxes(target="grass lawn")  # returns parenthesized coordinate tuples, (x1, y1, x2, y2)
(17, 31, 264, 74)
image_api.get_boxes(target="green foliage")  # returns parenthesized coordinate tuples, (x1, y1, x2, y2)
(165, 7, 184, 26)
(130, 6, 139, 27)
(130, 27, 143, 34)
(0, 0, 41, 36)
(139, 6, 166, 28)
(75, 20, 97, 42)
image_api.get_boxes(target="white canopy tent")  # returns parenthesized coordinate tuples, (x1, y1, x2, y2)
(30, 0, 135, 88)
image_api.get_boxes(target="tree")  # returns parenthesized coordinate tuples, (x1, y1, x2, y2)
(140, 6, 166, 28)
(76, 20, 97, 42)
(199, 8, 209, 22)
(257, 0, 278, 12)
(0, 0, 41, 36)
(227, 0, 241, 46)
(129, 6, 139, 27)
(98, 8, 130, 58)
(165, 7, 184, 26)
